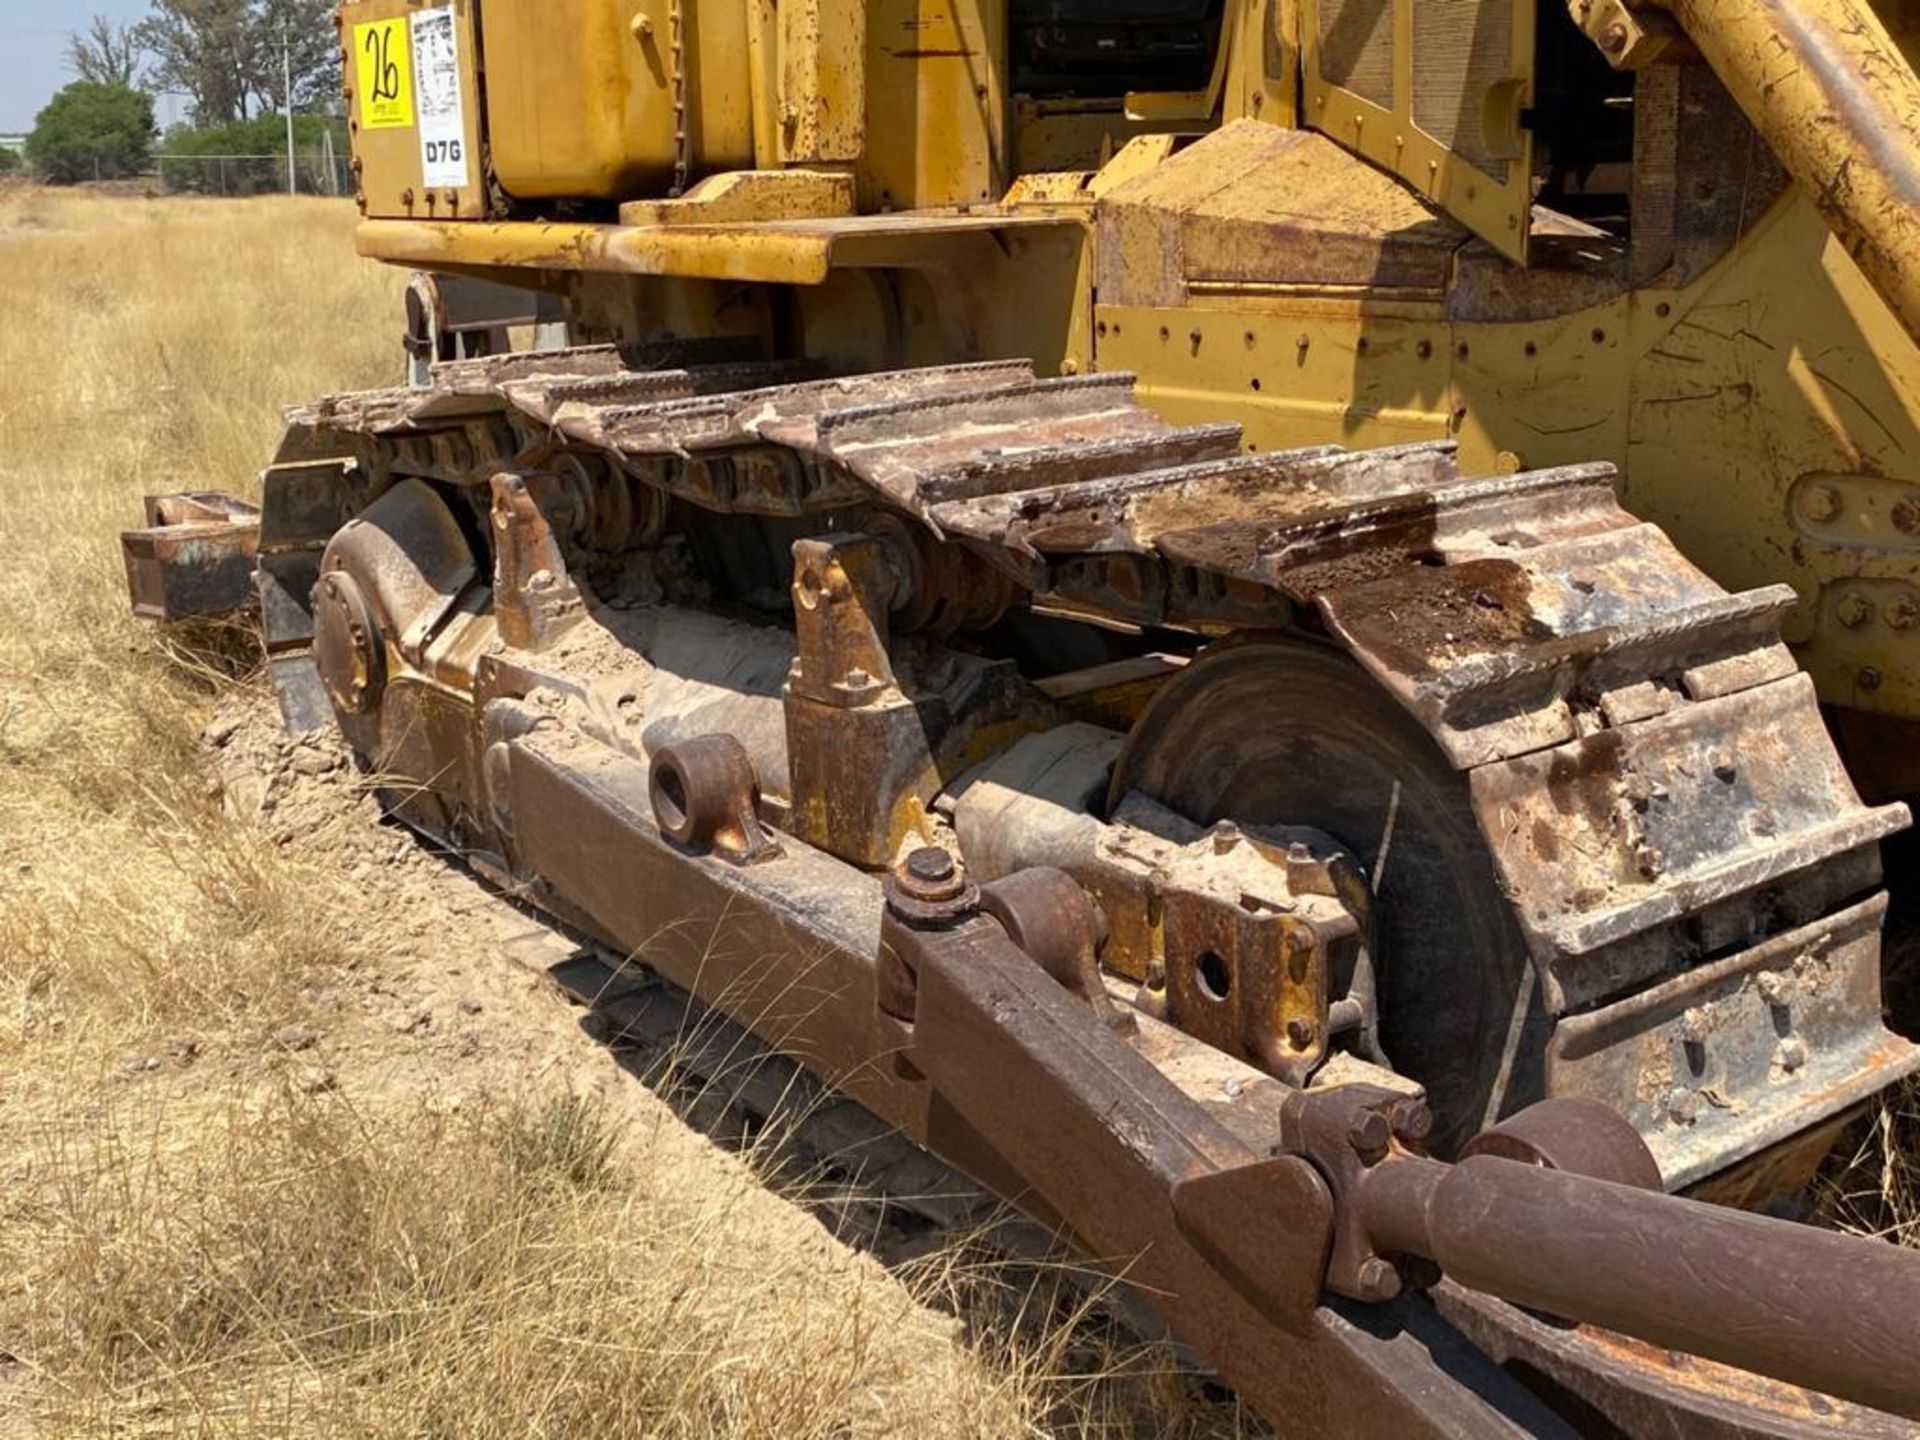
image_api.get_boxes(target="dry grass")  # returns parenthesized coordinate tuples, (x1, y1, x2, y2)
(0, 187, 1200, 1438)
(1815, 1078, 1920, 1249)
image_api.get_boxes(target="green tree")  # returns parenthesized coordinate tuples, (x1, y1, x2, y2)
(0, 148, 21, 177)
(25, 82, 156, 184)
(161, 114, 348, 194)
(137, 0, 340, 126)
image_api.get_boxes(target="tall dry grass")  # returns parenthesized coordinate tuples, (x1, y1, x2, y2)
(0, 189, 1165, 1438)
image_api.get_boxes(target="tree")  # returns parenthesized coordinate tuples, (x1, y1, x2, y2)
(137, 0, 341, 126)
(0, 148, 21, 177)
(138, 0, 255, 125)
(259, 0, 343, 112)
(66, 16, 145, 88)
(161, 113, 347, 194)
(25, 82, 156, 184)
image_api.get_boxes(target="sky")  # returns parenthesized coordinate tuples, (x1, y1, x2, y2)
(0, 0, 186, 133)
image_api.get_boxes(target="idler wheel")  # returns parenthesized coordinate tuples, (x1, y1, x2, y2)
(312, 568, 385, 716)
(1112, 635, 1536, 1155)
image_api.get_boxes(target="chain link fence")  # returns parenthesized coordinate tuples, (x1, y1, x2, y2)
(153, 147, 354, 198)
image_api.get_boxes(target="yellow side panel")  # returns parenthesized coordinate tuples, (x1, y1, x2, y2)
(1621, 198, 1920, 721)
(780, 0, 867, 163)
(861, 0, 1005, 209)
(484, 0, 754, 201)
(1299, 0, 1534, 261)
(344, 0, 488, 220)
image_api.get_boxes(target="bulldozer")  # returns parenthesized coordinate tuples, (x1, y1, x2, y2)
(121, 0, 1920, 1432)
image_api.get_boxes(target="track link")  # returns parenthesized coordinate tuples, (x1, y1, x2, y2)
(270, 347, 1917, 1185)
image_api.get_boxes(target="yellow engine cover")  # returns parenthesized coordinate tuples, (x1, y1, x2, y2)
(482, 0, 756, 201)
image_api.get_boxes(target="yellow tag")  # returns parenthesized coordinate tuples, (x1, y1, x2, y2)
(354, 19, 415, 130)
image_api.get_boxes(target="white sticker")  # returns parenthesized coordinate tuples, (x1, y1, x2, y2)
(410, 8, 469, 190)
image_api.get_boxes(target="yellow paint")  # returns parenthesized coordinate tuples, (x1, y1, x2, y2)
(481, 0, 754, 200)
(1298, 0, 1536, 261)
(353, 18, 415, 130)
(342, 1, 488, 220)
(335, 0, 1920, 735)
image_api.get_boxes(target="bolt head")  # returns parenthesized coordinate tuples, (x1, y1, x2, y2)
(1348, 1109, 1392, 1164)
(1600, 21, 1629, 52)
(1894, 497, 1920, 534)
(885, 849, 977, 926)
(1678, 1007, 1709, 1047)
(1779, 1038, 1808, 1074)
(1389, 1098, 1434, 1146)
(1835, 593, 1874, 629)
(1668, 1088, 1703, 1126)
(905, 846, 956, 885)
(1802, 483, 1841, 523)
(1354, 1257, 1403, 1303)
(1756, 971, 1788, 1006)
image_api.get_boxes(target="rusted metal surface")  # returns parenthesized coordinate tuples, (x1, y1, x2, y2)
(885, 866, 1572, 1439)
(121, 492, 262, 622)
(1356, 1149, 1920, 1421)
(1437, 1282, 1920, 1440)
(648, 733, 782, 864)
(192, 341, 1920, 1434)
(1547, 895, 1917, 1188)
(891, 854, 1920, 1430)
(262, 346, 1917, 1185)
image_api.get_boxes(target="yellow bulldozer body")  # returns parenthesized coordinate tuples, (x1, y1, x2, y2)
(335, 0, 1920, 787)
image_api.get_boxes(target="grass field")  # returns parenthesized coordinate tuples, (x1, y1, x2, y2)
(0, 184, 1912, 1437)
(0, 188, 1183, 1439)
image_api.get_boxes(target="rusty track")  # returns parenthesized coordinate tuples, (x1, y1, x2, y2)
(263, 345, 1917, 1189)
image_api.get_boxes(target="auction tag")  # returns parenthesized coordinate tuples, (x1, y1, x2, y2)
(354, 18, 415, 129)
(410, 8, 470, 189)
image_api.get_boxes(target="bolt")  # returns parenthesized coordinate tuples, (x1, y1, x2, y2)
(1285, 1017, 1317, 1050)
(1888, 596, 1919, 631)
(1860, 665, 1885, 692)
(631, 11, 654, 37)
(905, 846, 957, 890)
(1600, 20, 1628, 53)
(1678, 1007, 1709, 1047)
(1756, 971, 1789, 1006)
(1348, 1109, 1392, 1164)
(1354, 1257, 1403, 1303)
(1801, 483, 1841, 523)
(1668, 1088, 1703, 1126)
(884, 847, 979, 928)
(1836, 592, 1875, 629)
(1779, 1037, 1809, 1074)
(1894, 497, 1920, 534)
(1635, 843, 1666, 879)
(1389, 1098, 1434, 1146)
